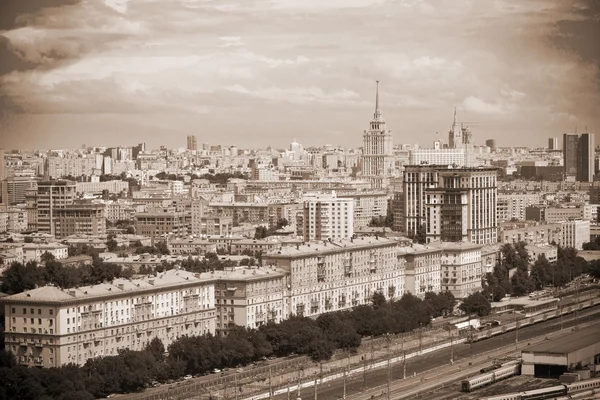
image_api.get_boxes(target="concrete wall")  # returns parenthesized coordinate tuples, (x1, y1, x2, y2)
(521, 351, 567, 365)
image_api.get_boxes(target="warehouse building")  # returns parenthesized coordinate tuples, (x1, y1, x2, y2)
(521, 325, 600, 378)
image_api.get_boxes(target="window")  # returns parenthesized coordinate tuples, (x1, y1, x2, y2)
(23, 308, 26, 314)
(11, 308, 15, 314)
(49, 310, 53, 315)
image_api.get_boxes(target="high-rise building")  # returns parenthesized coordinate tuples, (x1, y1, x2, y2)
(361, 81, 394, 189)
(26, 180, 77, 235)
(0, 148, 5, 181)
(485, 139, 496, 150)
(548, 137, 559, 151)
(302, 192, 354, 241)
(403, 165, 498, 245)
(187, 135, 198, 151)
(563, 132, 595, 182)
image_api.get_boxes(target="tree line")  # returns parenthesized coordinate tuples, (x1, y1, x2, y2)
(483, 242, 590, 301)
(0, 291, 455, 400)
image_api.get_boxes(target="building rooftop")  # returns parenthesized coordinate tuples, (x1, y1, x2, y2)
(431, 241, 483, 251)
(523, 325, 600, 355)
(267, 237, 398, 258)
(3, 269, 216, 304)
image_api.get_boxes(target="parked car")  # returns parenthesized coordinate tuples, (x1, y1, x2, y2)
(184, 375, 192, 380)
(212, 368, 221, 374)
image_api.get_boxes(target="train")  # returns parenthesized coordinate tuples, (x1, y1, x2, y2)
(479, 377, 600, 400)
(462, 362, 521, 392)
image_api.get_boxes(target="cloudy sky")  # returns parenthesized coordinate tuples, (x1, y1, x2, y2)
(0, 0, 598, 150)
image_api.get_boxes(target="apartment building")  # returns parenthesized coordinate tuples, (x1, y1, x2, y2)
(26, 181, 77, 235)
(437, 242, 483, 299)
(497, 193, 541, 222)
(23, 242, 69, 262)
(397, 243, 442, 298)
(75, 181, 129, 195)
(167, 238, 217, 255)
(54, 203, 106, 239)
(301, 192, 354, 241)
(213, 266, 288, 334)
(560, 220, 590, 250)
(264, 237, 404, 318)
(413, 166, 498, 245)
(134, 208, 188, 237)
(339, 192, 388, 229)
(499, 222, 562, 245)
(3, 269, 216, 368)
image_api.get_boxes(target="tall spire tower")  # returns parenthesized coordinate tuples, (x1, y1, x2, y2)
(361, 81, 395, 189)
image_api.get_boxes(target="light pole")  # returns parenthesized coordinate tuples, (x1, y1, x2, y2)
(402, 335, 406, 380)
(449, 328, 454, 364)
(515, 311, 519, 347)
(386, 335, 392, 400)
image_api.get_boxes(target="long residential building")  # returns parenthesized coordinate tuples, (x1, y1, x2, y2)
(264, 237, 405, 318)
(339, 191, 388, 229)
(3, 269, 216, 368)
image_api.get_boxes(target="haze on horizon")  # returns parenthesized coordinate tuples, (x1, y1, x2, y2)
(0, 0, 598, 151)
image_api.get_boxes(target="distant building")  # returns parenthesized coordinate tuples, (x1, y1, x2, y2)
(548, 137, 560, 151)
(187, 135, 198, 151)
(75, 181, 128, 195)
(361, 81, 394, 189)
(54, 203, 107, 239)
(338, 192, 388, 229)
(560, 220, 590, 250)
(563, 132, 594, 182)
(485, 139, 496, 150)
(2, 177, 37, 205)
(23, 242, 69, 262)
(302, 192, 354, 241)
(26, 181, 77, 235)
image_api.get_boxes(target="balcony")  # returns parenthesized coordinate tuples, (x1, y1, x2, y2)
(34, 340, 43, 348)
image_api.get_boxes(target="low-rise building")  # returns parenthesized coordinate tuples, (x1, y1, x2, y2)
(3, 269, 216, 368)
(168, 238, 217, 255)
(525, 243, 558, 263)
(23, 243, 68, 262)
(230, 238, 281, 255)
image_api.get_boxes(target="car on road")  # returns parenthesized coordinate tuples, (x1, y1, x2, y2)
(183, 375, 192, 380)
(212, 368, 221, 374)
(236, 368, 243, 373)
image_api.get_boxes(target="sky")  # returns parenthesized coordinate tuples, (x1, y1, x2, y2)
(0, 0, 598, 150)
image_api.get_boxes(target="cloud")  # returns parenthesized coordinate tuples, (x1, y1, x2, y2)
(0, 0, 598, 149)
(462, 96, 504, 115)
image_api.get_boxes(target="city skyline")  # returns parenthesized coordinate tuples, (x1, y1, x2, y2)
(0, 0, 599, 150)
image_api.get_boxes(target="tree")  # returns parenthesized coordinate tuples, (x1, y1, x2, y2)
(371, 291, 387, 308)
(530, 255, 551, 290)
(459, 292, 492, 317)
(106, 239, 118, 252)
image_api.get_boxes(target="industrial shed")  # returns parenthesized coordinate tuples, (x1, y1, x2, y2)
(521, 325, 600, 378)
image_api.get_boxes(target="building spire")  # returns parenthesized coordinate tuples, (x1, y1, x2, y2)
(375, 80, 380, 113)
(453, 107, 457, 125)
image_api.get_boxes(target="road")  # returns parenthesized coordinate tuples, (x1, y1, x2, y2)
(273, 304, 600, 400)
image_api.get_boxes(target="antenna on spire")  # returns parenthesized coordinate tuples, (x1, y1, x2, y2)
(453, 107, 457, 125)
(375, 80, 380, 113)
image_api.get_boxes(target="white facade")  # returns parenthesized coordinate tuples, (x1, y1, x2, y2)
(76, 181, 128, 194)
(398, 244, 442, 298)
(497, 193, 541, 222)
(23, 243, 69, 262)
(264, 237, 405, 318)
(409, 147, 477, 168)
(437, 242, 483, 299)
(559, 220, 590, 250)
(3, 269, 216, 368)
(302, 192, 354, 241)
(339, 192, 388, 229)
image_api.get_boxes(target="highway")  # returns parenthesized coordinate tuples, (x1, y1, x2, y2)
(270, 304, 600, 400)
